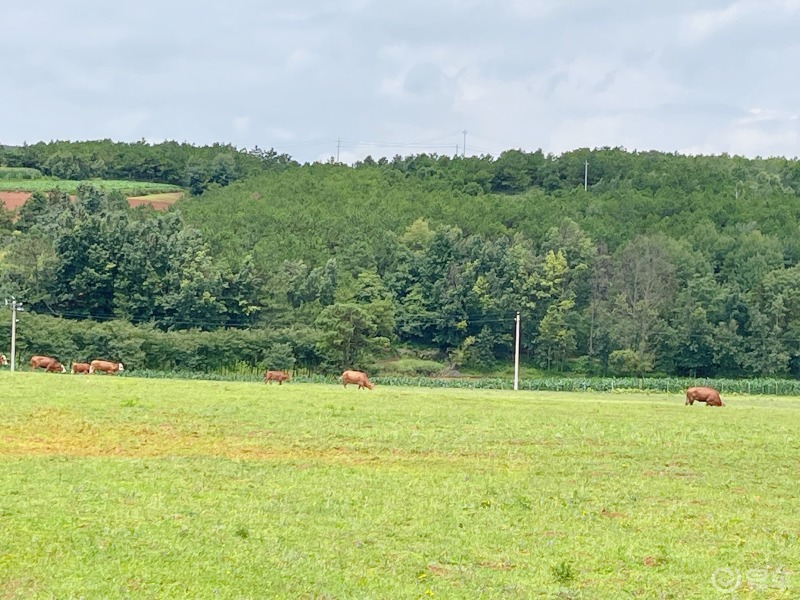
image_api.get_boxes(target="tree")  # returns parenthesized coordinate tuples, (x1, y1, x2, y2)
(314, 302, 388, 370)
(607, 235, 676, 363)
(537, 297, 577, 371)
(15, 191, 50, 233)
(209, 153, 238, 187)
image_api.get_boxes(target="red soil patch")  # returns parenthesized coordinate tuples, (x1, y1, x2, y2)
(128, 199, 172, 210)
(0, 191, 32, 210)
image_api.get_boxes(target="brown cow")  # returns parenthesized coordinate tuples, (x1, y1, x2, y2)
(264, 370, 291, 385)
(71, 362, 91, 374)
(341, 370, 375, 390)
(89, 360, 125, 374)
(30, 355, 67, 373)
(685, 386, 724, 407)
(0, 354, 7, 366)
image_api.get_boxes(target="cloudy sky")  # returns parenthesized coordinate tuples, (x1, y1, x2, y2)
(2, 0, 799, 163)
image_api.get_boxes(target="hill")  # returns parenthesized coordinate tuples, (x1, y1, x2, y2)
(178, 149, 800, 263)
(4, 144, 800, 379)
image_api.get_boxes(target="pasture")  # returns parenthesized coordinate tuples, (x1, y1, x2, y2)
(0, 374, 796, 598)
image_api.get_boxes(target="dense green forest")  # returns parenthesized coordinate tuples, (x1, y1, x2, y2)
(1, 139, 295, 194)
(2, 141, 800, 378)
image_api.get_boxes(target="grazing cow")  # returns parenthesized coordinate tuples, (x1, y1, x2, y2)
(89, 360, 125, 374)
(685, 386, 724, 407)
(0, 354, 7, 366)
(341, 370, 375, 390)
(264, 370, 291, 385)
(29, 355, 67, 373)
(71, 362, 91, 374)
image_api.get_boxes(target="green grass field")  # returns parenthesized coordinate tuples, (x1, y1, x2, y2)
(0, 374, 796, 598)
(0, 179, 182, 195)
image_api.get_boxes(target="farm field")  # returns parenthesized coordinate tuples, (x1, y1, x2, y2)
(126, 191, 185, 210)
(0, 374, 796, 598)
(0, 180, 183, 210)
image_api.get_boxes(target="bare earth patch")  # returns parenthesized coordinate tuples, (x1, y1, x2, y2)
(0, 191, 32, 210)
(127, 191, 184, 210)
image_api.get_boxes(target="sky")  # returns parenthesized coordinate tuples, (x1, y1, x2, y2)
(2, 0, 799, 164)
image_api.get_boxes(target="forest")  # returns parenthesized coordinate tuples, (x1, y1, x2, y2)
(2, 140, 800, 378)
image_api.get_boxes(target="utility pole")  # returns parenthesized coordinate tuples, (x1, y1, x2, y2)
(5, 297, 23, 372)
(584, 160, 589, 191)
(336, 138, 341, 163)
(462, 130, 467, 157)
(513, 312, 521, 391)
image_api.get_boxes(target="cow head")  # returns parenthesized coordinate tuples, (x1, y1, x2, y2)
(0, 354, 7, 366)
(60, 364, 66, 373)
(117, 362, 125, 372)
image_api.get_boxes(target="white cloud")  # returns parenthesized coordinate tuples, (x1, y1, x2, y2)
(1, 0, 799, 162)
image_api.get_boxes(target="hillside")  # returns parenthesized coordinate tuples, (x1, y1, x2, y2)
(3, 144, 800, 379)
(178, 150, 800, 264)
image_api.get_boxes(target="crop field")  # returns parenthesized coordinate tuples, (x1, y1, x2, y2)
(0, 179, 182, 194)
(0, 180, 183, 211)
(0, 374, 796, 598)
(127, 191, 184, 210)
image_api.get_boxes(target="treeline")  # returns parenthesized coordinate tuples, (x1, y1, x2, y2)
(4, 312, 304, 373)
(3, 145, 800, 378)
(0, 140, 296, 194)
(2, 186, 260, 330)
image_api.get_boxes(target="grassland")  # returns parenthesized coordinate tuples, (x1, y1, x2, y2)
(0, 374, 796, 598)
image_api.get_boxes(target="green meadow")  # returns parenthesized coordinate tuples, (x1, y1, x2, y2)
(0, 374, 796, 598)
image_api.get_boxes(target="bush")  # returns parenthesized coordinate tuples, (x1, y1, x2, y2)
(381, 358, 446, 376)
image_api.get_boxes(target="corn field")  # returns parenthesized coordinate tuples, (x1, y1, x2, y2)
(0, 179, 182, 195)
(120, 370, 800, 395)
(0, 167, 42, 180)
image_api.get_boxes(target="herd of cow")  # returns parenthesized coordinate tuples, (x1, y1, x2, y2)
(0, 354, 126, 375)
(1, 354, 724, 402)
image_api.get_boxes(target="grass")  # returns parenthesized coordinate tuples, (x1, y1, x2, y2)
(0, 373, 797, 598)
(0, 179, 182, 196)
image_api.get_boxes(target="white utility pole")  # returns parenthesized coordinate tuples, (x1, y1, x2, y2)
(5, 298, 23, 372)
(462, 130, 467, 157)
(513, 312, 521, 391)
(584, 160, 589, 191)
